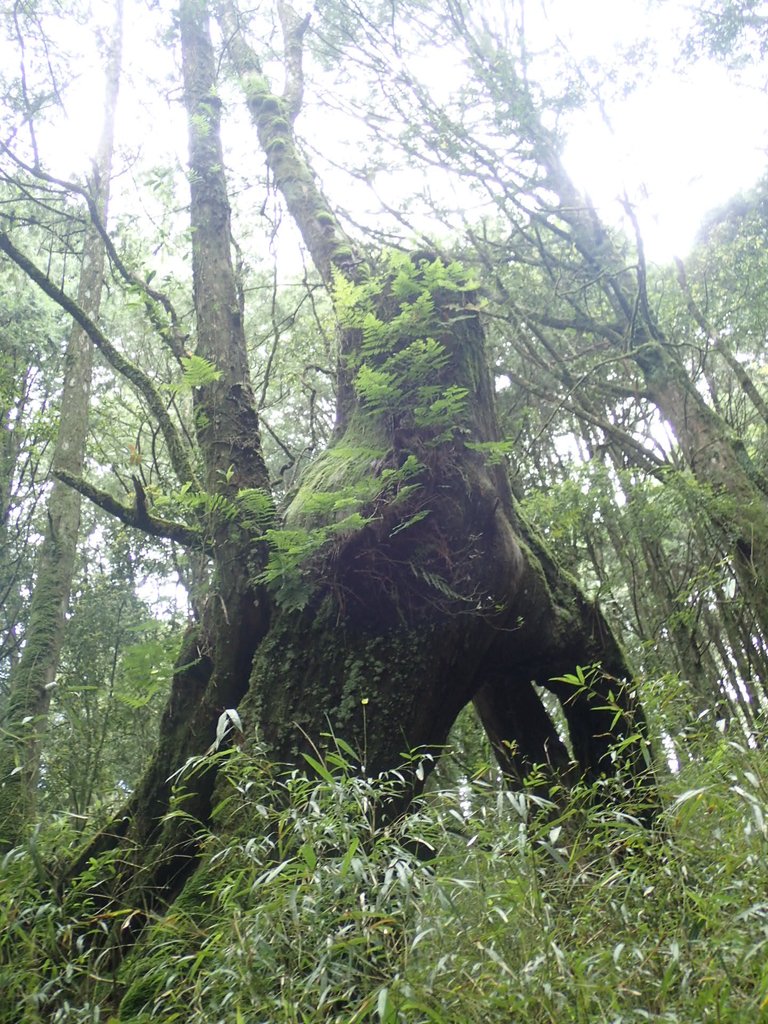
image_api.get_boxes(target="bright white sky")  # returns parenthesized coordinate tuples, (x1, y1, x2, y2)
(546, 0, 768, 261)
(11, 0, 768, 265)
(566, 66, 767, 261)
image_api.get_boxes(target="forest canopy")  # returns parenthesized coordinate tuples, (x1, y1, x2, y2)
(2, 0, 768, 1021)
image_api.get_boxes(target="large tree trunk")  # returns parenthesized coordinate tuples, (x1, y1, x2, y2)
(223, 0, 652, 797)
(0, 1, 123, 849)
(242, 257, 650, 804)
(51, 1, 656, 967)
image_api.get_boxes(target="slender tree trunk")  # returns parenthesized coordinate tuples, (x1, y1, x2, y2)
(64, 0, 273, 913)
(539, 147, 768, 638)
(125, 0, 273, 877)
(0, 1, 124, 848)
(0, 360, 33, 678)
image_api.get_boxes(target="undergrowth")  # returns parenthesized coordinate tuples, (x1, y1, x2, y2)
(2, 739, 768, 1023)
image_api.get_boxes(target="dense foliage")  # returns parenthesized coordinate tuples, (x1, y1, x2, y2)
(4, 742, 768, 1022)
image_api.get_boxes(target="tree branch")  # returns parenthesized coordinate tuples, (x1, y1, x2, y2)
(0, 230, 200, 489)
(216, 0, 360, 288)
(0, 142, 190, 361)
(55, 469, 207, 549)
(276, 0, 310, 123)
(675, 256, 768, 429)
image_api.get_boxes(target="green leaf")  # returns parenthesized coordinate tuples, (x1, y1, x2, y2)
(302, 752, 336, 783)
(354, 364, 401, 413)
(235, 488, 275, 531)
(178, 354, 222, 389)
(389, 509, 431, 535)
(377, 986, 396, 1024)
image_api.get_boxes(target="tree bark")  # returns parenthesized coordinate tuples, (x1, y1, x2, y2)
(0, 0, 124, 848)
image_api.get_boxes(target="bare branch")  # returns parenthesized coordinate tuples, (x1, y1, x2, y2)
(675, 256, 768, 428)
(0, 142, 190, 361)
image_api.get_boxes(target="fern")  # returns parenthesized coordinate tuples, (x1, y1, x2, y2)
(422, 256, 480, 292)
(464, 439, 515, 465)
(235, 488, 276, 532)
(334, 250, 477, 445)
(389, 508, 431, 536)
(387, 337, 449, 382)
(331, 268, 368, 328)
(354, 365, 401, 414)
(204, 492, 237, 519)
(361, 311, 390, 358)
(411, 565, 471, 603)
(257, 507, 373, 611)
(178, 354, 223, 390)
(414, 385, 469, 432)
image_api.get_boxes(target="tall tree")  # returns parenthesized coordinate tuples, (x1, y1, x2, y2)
(365, 0, 768, 675)
(0, 0, 124, 846)
(0, 277, 52, 687)
(0, 0, 658, 971)
(218, 0, 650, 788)
(53, 0, 654, 934)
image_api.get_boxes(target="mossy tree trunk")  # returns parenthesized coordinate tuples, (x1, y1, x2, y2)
(53, 0, 656, 950)
(242, 257, 651, 798)
(66, 0, 273, 905)
(223, 0, 652, 797)
(0, 0, 124, 849)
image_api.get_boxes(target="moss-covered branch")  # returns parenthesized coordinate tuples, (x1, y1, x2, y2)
(55, 469, 207, 549)
(276, 0, 309, 122)
(216, 0, 360, 288)
(0, 230, 200, 489)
